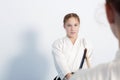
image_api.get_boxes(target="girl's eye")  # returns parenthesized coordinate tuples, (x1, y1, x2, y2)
(74, 24, 78, 27)
(67, 24, 72, 27)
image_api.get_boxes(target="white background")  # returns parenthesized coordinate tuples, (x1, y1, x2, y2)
(0, 0, 118, 80)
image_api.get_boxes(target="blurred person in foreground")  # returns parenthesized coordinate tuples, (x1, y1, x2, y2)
(70, 0, 120, 80)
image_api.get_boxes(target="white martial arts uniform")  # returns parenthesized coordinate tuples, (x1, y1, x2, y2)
(52, 36, 93, 79)
(70, 49, 120, 80)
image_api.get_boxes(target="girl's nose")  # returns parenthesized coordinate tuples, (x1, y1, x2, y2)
(71, 26, 75, 30)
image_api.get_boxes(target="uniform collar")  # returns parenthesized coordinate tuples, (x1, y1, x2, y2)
(115, 49, 120, 61)
(65, 35, 80, 46)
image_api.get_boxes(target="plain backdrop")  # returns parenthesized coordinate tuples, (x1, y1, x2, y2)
(0, 0, 118, 80)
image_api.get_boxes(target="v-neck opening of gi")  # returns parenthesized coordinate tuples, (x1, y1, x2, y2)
(66, 36, 79, 47)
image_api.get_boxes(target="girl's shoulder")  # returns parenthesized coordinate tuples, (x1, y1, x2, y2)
(78, 36, 93, 49)
(52, 36, 66, 47)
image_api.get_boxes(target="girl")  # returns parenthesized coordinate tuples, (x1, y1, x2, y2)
(52, 13, 93, 80)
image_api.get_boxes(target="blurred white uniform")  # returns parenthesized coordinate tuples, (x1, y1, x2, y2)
(52, 36, 93, 79)
(70, 49, 120, 80)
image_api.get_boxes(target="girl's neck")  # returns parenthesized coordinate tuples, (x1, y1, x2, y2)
(68, 36, 78, 45)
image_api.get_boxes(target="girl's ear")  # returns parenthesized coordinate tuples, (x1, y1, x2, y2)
(105, 3, 115, 24)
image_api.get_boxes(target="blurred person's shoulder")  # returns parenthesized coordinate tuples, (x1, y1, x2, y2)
(70, 63, 110, 80)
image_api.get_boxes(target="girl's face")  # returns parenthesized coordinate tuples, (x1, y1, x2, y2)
(64, 17, 80, 38)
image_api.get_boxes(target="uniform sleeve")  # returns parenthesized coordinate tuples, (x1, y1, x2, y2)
(82, 38, 94, 68)
(52, 40, 71, 79)
(70, 64, 109, 80)
(83, 39, 93, 58)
